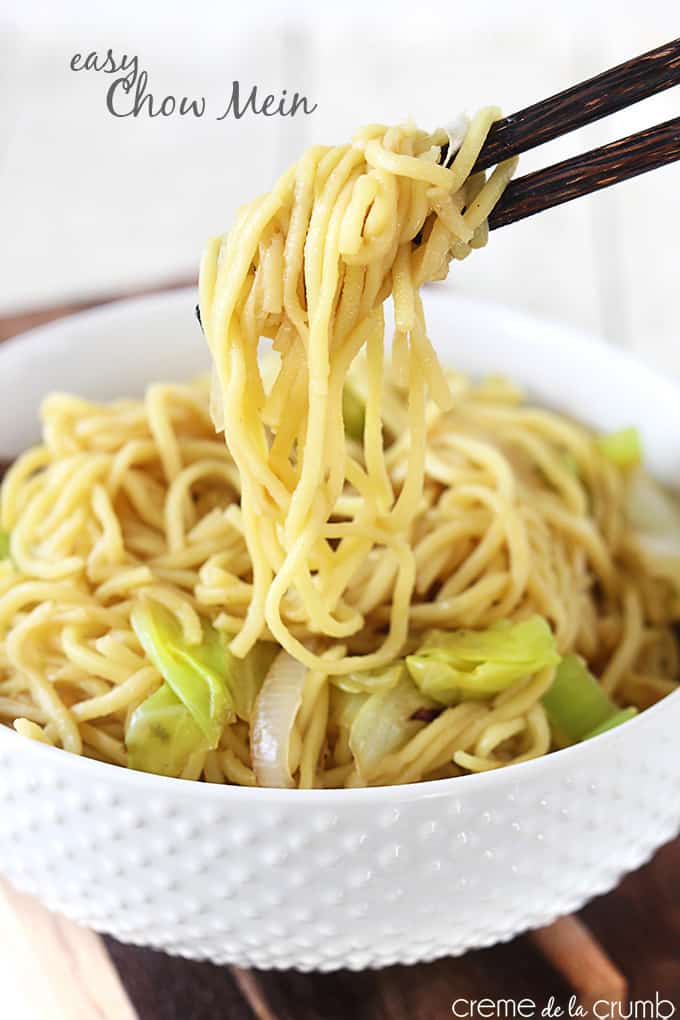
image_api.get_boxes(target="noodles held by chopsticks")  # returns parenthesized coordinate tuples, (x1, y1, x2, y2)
(199, 112, 514, 673)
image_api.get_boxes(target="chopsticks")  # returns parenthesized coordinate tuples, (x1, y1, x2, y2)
(488, 116, 680, 229)
(474, 37, 680, 172)
(466, 37, 680, 229)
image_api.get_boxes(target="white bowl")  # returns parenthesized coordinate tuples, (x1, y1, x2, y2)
(0, 289, 678, 970)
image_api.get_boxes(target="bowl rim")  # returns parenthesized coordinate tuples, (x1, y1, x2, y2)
(1, 287, 678, 803)
(0, 684, 676, 803)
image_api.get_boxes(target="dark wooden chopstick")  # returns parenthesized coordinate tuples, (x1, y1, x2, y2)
(488, 115, 680, 229)
(473, 36, 680, 172)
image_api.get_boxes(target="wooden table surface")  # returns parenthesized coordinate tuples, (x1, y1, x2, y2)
(1, 293, 678, 1020)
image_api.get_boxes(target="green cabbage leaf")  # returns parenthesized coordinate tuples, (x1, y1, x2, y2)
(542, 653, 637, 746)
(126, 599, 274, 776)
(406, 616, 560, 706)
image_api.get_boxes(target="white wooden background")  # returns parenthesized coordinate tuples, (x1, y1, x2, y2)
(1, 1, 679, 368)
(2, 1, 679, 375)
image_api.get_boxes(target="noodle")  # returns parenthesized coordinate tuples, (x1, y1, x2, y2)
(0, 115, 678, 787)
(199, 112, 514, 673)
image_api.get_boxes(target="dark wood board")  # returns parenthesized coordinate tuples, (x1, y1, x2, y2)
(100, 839, 680, 1019)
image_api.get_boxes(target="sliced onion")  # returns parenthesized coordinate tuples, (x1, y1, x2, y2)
(627, 473, 680, 591)
(349, 675, 428, 783)
(251, 650, 306, 788)
(637, 533, 680, 591)
(627, 472, 680, 534)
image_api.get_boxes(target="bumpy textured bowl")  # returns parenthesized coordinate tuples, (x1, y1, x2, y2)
(0, 290, 678, 969)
